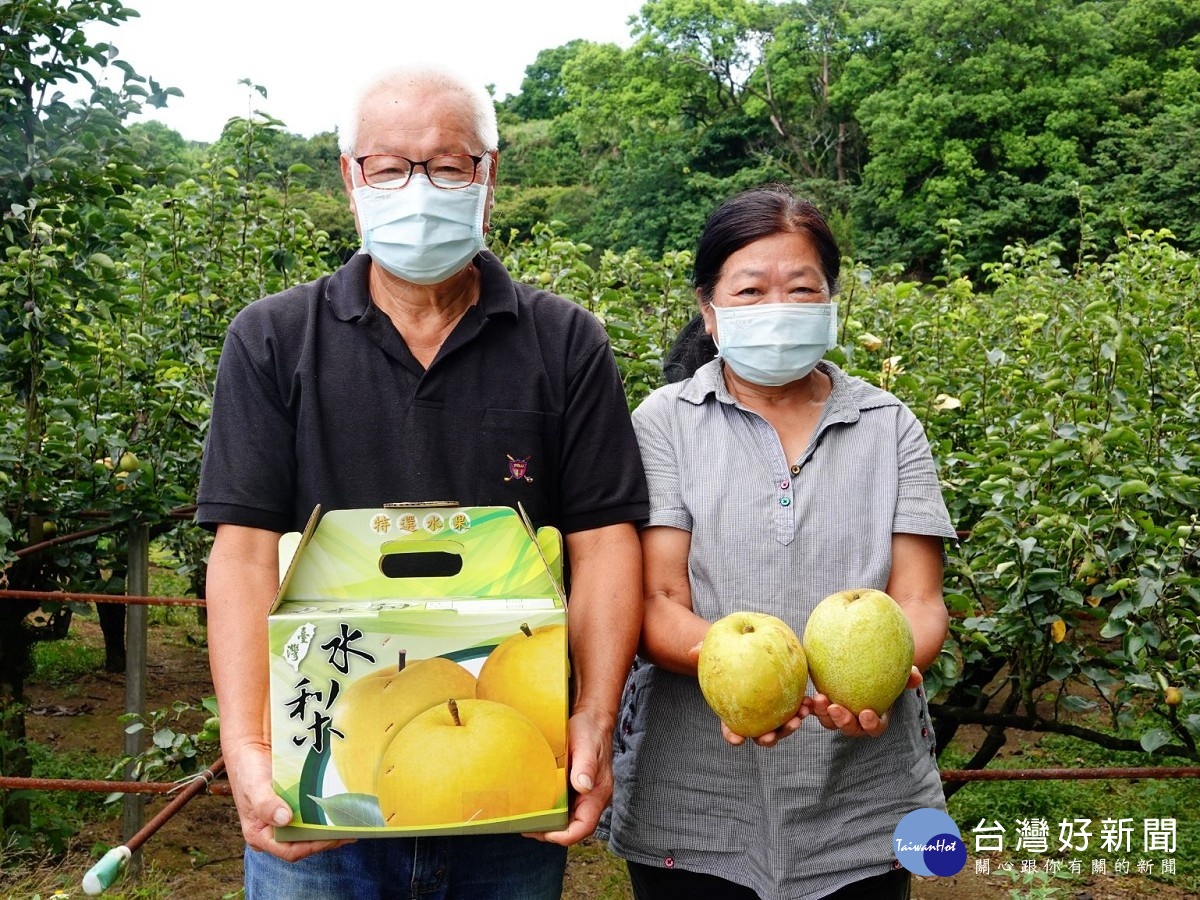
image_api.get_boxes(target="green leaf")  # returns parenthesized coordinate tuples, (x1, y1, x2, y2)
(1061, 695, 1098, 713)
(308, 793, 386, 827)
(1139, 729, 1171, 753)
(1099, 618, 1127, 638)
(1118, 479, 1150, 498)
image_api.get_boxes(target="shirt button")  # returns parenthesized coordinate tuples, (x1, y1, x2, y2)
(779, 497, 791, 507)
(780, 480, 790, 490)
(790, 464, 801, 476)
(664, 857, 675, 869)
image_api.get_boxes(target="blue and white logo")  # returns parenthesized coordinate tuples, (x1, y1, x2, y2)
(893, 807, 967, 876)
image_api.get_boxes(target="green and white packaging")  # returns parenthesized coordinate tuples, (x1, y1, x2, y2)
(268, 504, 568, 840)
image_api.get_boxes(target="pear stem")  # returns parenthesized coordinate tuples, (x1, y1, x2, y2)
(397, 649, 407, 672)
(448, 698, 463, 727)
(520, 623, 533, 638)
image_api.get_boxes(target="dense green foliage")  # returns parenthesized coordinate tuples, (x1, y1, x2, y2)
(493, 0, 1200, 274)
(840, 232, 1199, 765)
(2, 0, 1199, 862)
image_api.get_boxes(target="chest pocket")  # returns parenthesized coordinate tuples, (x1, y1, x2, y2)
(475, 408, 559, 521)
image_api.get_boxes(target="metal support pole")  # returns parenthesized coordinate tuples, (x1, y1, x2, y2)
(122, 521, 150, 876)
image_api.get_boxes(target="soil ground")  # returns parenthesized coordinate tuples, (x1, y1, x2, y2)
(9, 613, 1195, 899)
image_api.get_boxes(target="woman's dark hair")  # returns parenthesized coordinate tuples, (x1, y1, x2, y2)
(663, 313, 715, 384)
(692, 183, 841, 307)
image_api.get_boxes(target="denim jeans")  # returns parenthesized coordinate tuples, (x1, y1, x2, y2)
(244, 834, 567, 900)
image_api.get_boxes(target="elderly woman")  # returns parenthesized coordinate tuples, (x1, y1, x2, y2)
(604, 185, 957, 899)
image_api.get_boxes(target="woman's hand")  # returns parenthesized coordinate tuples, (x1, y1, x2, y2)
(720, 712, 807, 747)
(807, 666, 922, 738)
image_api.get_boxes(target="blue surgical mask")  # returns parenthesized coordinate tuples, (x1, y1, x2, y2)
(713, 302, 838, 386)
(352, 174, 487, 285)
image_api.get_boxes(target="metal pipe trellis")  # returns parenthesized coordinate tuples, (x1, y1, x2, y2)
(81, 758, 226, 896)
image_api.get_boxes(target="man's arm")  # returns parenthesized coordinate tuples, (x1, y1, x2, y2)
(536, 521, 641, 846)
(207, 523, 349, 861)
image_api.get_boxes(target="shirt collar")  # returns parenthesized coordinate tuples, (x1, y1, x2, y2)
(679, 358, 900, 425)
(325, 250, 519, 323)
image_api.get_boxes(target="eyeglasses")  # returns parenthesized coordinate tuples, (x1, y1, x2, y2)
(355, 153, 486, 191)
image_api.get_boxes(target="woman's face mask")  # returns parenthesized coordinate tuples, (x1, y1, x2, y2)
(352, 174, 488, 285)
(712, 302, 838, 386)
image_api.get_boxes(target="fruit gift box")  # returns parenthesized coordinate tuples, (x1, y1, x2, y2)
(268, 503, 568, 840)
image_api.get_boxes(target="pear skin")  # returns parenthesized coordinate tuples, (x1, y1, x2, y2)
(697, 611, 807, 738)
(803, 588, 914, 716)
(476, 624, 568, 763)
(377, 698, 559, 827)
(330, 656, 476, 795)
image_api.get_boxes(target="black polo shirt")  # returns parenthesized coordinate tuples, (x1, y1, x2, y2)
(197, 251, 648, 536)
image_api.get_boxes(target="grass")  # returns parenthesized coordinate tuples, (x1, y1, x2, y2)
(564, 838, 633, 899)
(30, 636, 106, 686)
(0, 852, 236, 900)
(0, 739, 119, 869)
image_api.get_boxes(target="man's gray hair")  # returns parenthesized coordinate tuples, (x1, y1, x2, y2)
(337, 65, 499, 157)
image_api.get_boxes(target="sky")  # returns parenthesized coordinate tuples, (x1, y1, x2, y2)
(85, 0, 646, 143)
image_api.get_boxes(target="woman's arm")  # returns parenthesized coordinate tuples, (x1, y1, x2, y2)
(639, 525, 806, 747)
(637, 525, 709, 674)
(887, 532, 950, 671)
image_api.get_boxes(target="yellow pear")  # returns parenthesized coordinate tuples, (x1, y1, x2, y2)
(377, 698, 560, 827)
(330, 655, 476, 795)
(697, 611, 807, 737)
(803, 588, 914, 715)
(476, 623, 568, 763)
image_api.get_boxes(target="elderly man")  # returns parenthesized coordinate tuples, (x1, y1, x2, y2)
(197, 65, 647, 898)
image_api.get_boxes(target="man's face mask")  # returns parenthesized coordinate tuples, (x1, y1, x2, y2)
(352, 174, 488, 285)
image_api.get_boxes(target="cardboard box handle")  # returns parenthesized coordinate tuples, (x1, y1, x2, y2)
(378, 541, 464, 579)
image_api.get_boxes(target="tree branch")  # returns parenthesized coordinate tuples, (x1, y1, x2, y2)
(930, 704, 1199, 761)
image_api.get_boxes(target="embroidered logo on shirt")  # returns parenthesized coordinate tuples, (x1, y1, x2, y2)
(504, 454, 534, 483)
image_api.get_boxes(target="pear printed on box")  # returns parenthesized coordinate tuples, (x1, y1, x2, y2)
(377, 698, 559, 827)
(267, 505, 569, 840)
(476, 623, 568, 764)
(329, 654, 478, 797)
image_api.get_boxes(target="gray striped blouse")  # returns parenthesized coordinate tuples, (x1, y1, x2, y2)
(604, 359, 958, 899)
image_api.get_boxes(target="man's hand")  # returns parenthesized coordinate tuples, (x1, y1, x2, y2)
(224, 734, 353, 861)
(528, 706, 613, 846)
